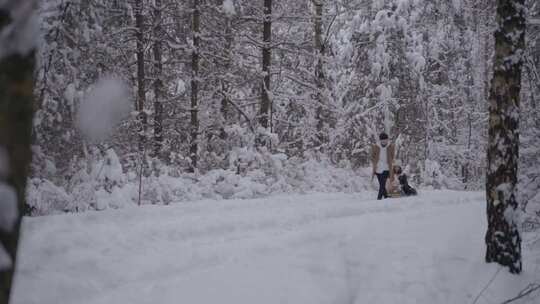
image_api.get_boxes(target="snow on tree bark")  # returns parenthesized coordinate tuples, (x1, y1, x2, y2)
(0, 1, 36, 301)
(485, 0, 526, 274)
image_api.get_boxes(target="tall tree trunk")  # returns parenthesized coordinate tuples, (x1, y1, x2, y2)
(313, 0, 326, 149)
(259, 0, 272, 129)
(190, 0, 200, 172)
(135, 0, 147, 152)
(153, 0, 164, 159)
(0, 4, 36, 303)
(485, 0, 525, 275)
(218, 0, 234, 140)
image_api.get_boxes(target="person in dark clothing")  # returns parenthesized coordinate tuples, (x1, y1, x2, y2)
(393, 166, 417, 196)
(376, 170, 390, 199)
(371, 132, 395, 200)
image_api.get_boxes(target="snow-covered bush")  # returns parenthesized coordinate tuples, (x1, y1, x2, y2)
(26, 147, 372, 215)
(27, 178, 71, 215)
(199, 169, 268, 200)
(420, 159, 462, 190)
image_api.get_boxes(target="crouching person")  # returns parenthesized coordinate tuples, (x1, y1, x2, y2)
(393, 166, 417, 196)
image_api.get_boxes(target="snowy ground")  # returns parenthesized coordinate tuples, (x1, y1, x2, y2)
(11, 190, 540, 304)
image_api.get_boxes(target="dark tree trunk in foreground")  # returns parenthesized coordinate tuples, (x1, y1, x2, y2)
(190, 0, 200, 172)
(259, 0, 272, 130)
(152, 0, 164, 159)
(135, 0, 147, 152)
(485, 0, 525, 275)
(0, 6, 36, 303)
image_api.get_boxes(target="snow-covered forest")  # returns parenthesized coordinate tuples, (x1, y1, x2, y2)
(1, 0, 540, 303)
(26, 0, 539, 214)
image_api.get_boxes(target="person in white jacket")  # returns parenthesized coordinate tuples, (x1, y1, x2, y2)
(371, 132, 395, 200)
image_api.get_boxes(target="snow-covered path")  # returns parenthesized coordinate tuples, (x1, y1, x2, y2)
(11, 191, 540, 304)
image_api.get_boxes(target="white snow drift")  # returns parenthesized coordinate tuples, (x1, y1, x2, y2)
(11, 190, 540, 304)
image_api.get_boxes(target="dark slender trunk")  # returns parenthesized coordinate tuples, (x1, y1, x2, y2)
(259, 0, 272, 130)
(153, 0, 164, 159)
(463, 113, 472, 185)
(313, 0, 326, 149)
(0, 7, 36, 303)
(190, 0, 200, 172)
(218, 0, 233, 140)
(135, 0, 147, 152)
(485, 0, 525, 275)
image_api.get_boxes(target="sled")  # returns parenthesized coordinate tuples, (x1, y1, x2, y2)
(387, 192, 401, 198)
